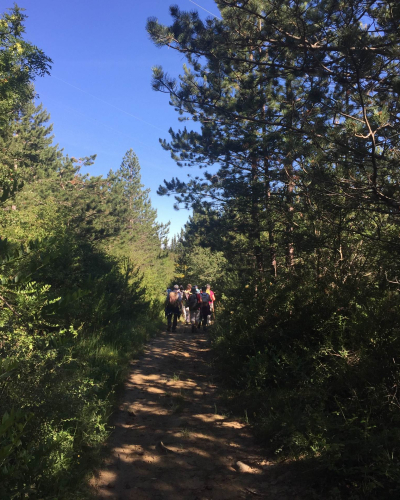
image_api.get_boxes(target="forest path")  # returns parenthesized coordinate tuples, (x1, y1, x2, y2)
(90, 325, 304, 500)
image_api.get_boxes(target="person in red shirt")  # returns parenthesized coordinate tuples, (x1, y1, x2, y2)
(206, 284, 215, 325)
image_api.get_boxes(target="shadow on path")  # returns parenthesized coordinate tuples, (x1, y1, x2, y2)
(90, 325, 306, 500)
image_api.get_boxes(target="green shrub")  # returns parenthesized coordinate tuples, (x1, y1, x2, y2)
(212, 273, 400, 498)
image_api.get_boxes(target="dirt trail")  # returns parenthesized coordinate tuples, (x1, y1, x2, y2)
(91, 326, 305, 500)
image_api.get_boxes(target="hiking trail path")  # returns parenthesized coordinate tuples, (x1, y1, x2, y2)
(90, 326, 308, 500)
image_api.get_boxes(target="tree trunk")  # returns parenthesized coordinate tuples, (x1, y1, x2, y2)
(264, 156, 277, 278)
(251, 157, 264, 278)
(285, 81, 295, 270)
(285, 162, 295, 270)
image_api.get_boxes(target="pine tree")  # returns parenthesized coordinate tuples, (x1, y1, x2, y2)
(148, 4, 289, 279)
(0, 5, 52, 202)
(148, 0, 400, 268)
(101, 149, 172, 291)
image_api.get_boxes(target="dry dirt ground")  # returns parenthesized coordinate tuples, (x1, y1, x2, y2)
(90, 325, 309, 500)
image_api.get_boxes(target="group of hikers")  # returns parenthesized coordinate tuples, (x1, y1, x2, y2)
(164, 284, 216, 333)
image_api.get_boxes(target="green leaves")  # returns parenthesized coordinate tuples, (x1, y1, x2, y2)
(0, 359, 19, 383)
(0, 6, 52, 214)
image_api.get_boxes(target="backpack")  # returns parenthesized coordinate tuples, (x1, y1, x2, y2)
(200, 292, 210, 306)
(168, 291, 179, 306)
(188, 293, 199, 311)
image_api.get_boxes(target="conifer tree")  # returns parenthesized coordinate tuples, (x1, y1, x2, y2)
(147, 0, 400, 267)
(102, 149, 171, 290)
(0, 5, 51, 202)
(148, 5, 286, 278)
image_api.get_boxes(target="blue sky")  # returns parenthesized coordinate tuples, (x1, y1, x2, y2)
(16, 0, 221, 238)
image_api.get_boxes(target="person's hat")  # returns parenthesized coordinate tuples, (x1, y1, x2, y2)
(173, 284, 179, 289)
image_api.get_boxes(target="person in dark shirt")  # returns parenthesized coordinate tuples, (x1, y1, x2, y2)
(198, 285, 211, 332)
(165, 284, 182, 332)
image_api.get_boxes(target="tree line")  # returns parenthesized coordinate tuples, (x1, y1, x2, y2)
(0, 6, 174, 497)
(148, 1, 400, 497)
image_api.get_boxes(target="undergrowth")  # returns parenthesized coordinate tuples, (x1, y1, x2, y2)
(1, 289, 164, 499)
(211, 274, 400, 499)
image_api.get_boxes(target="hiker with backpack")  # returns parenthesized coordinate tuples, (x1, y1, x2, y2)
(198, 286, 211, 332)
(178, 285, 186, 320)
(183, 284, 192, 325)
(188, 286, 201, 333)
(165, 284, 182, 332)
(205, 284, 216, 325)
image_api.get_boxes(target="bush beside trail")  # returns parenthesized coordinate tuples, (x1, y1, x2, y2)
(212, 274, 400, 499)
(0, 233, 167, 499)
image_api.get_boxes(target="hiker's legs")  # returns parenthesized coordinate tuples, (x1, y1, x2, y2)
(207, 303, 214, 325)
(202, 313, 207, 330)
(172, 313, 178, 331)
(180, 305, 186, 322)
(167, 314, 172, 331)
(200, 308, 208, 327)
(197, 310, 202, 328)
(190, 310, 200, 332)
(185, 307, 190, 323)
